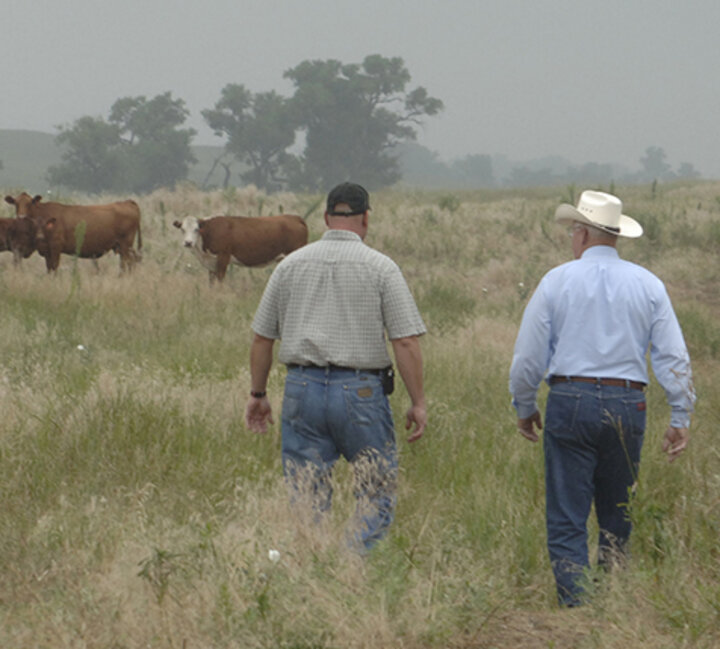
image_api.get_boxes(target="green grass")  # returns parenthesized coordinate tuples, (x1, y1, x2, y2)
(0, 181, 718, 648)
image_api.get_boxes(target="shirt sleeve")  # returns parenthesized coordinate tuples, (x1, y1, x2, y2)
(509, 279, 552, 418)
(381, 266, 427, 340)
(649, 287, 696, 428)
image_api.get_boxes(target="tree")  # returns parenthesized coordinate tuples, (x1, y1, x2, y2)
(676, 162, 701, 179)
(47, 116, 122, 193)
(199, 150, 235, 190)
(284, 54, 443, 191)
(566, 161, 617, 185)
(202, 85, 297, 191)
(393, 141, 455, 187)
(109, 92, 197, 193)
(48, 93, 196, 194)
(451, 154, 494, 188)
(639, 146, 673, 182)
(507, 166, 557, 187)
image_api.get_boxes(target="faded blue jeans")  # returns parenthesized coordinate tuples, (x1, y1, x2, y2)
(544, 381, 646, 606)
(281, 365, 398, 551)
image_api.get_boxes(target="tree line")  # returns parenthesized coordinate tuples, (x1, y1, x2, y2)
(47, 55, 443, 195)
(42, 52, 702, 195)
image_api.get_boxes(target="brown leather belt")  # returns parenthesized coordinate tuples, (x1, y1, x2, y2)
(287, 363, 384, 375)
(549, 375, 646, 391)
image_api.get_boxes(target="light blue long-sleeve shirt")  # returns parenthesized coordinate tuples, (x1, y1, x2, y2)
(509, 245, 695, 428)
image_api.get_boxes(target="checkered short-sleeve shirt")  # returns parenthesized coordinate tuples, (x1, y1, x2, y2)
(252, 230, 426, 368)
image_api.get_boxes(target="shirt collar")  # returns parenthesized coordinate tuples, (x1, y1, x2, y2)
(580, 245, 620, 260)
(322, 229, 363, 242)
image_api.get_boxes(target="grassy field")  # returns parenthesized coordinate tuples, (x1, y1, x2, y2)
(1, 182, 718, 648)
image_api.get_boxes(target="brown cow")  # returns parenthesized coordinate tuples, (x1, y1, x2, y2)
(4, 193, 142, 273)
(173, 214, 308, 282)
(0, 216, 36, 265)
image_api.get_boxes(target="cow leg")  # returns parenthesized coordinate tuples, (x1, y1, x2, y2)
(120, 238, 141, 273)
(116, 242, 131, 274)
(214, 253, 231, 283)
(46, 250, 61, 273)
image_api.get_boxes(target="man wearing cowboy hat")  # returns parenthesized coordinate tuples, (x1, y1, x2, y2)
(509, 190, 695, 607)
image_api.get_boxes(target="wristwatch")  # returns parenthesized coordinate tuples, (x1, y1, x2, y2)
(250, 390, 267, 398)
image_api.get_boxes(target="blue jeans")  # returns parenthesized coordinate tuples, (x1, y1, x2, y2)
(281, 365, 397, 551)
(544, 381, 646, 606)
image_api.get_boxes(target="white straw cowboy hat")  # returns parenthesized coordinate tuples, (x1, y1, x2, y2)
(555, 190, 643, 238)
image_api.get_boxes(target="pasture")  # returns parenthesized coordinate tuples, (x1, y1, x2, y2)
(1, 182, 718, 648)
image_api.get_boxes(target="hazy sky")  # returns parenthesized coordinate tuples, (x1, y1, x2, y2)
(4, 0, 720, 176)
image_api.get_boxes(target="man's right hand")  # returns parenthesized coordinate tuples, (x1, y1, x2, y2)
(245, 396, 274, 434)
(662, 425, 689, 462)
(405, 404, 427, 443)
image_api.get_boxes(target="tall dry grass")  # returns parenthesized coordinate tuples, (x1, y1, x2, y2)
(1, 181, 719, 648)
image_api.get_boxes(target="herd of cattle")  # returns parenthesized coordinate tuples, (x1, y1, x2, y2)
(1, 192, 309, 282)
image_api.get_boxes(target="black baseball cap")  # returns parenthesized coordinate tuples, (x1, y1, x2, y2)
(326, 182, 370, 216)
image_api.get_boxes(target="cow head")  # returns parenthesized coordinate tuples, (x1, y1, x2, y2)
(5, 193, 43, 219)
(173, 216, 201, 248)
(7, 217, 37, 259)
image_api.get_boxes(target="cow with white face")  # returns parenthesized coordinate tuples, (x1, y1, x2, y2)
(175, 216, 216, 273)
(173, 213, 308, 283)
(176, 216, 203, 251)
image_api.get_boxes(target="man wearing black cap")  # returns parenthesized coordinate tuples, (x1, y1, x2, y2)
(245, 182, 427, 551)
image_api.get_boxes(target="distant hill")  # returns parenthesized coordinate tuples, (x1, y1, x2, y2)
(0, 130, 63, 189)
(0, 129, 232, 192)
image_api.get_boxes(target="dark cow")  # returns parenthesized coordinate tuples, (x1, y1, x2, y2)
(0, 218, 12, 253)
(4, 193, 142, 273)
(0, 216, 36, 265)
(173, 214, 308, 282)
